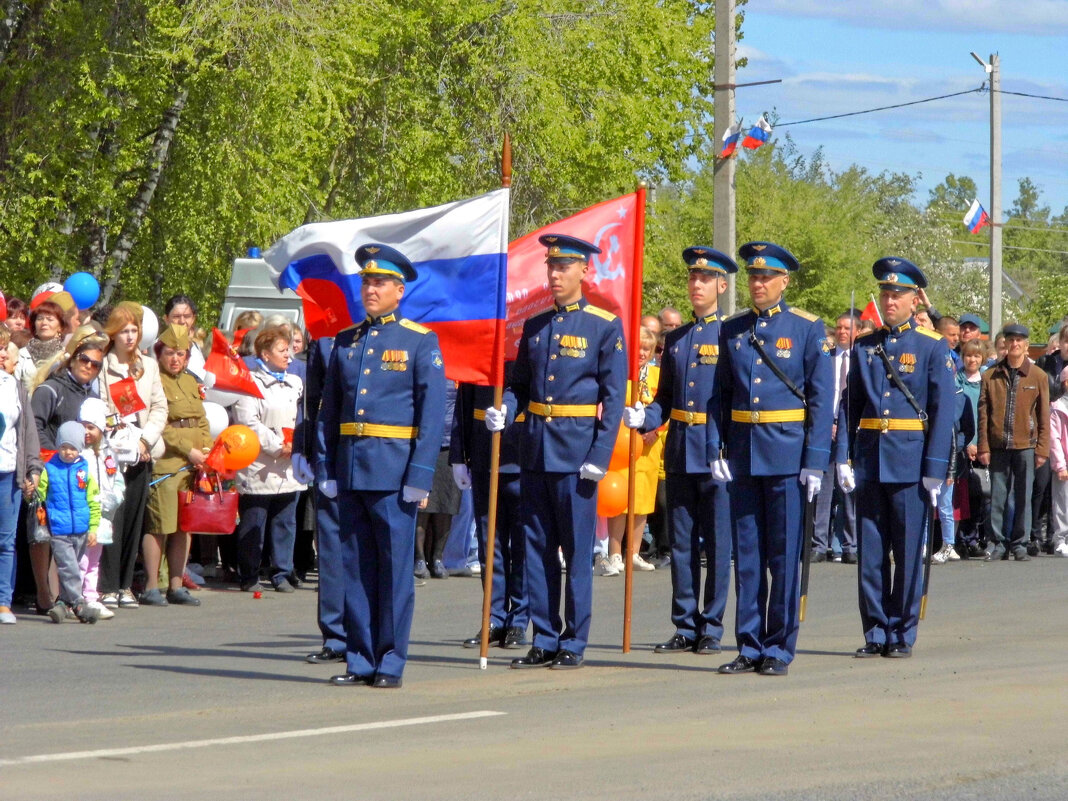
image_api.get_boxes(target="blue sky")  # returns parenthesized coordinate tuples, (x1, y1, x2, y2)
(736, 1, 1068, 219)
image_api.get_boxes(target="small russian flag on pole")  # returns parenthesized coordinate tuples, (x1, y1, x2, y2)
(741, 115, 772, 149)
(963, 198, 991, 233)
(720, 120, 743, 158)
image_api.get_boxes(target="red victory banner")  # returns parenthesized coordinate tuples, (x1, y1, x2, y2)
(109, 376, 146, 417)
(505, 193, 640, 359)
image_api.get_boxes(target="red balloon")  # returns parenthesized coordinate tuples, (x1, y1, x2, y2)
(596, 470, 628, 518)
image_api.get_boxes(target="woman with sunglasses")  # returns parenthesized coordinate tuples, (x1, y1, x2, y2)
(29, 326, 109, 614)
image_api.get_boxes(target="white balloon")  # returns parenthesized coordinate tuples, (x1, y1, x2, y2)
(204, 385, 245, 408)
(139, 306, 159, 352)
(202, 401, 229, 439)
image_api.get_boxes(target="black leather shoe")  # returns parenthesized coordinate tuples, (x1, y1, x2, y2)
(694, 635, 721, 654)
(717, 655, 760, 674)
(810, 550, 827, 563)
(841, 552, 858, 564)
(1027, 541, 1041, 557)
(550, 649, 583, 670)
(372, 674, 403, 688)
(983, 544, 1006, 562)
(429, 559, 449, 579)
(502, 626, 526, 649)
(329, 673, 373, 686)
(758, 657, 789, 676)
(883, 643, 912, 658)
(1013, 548, 1032, 562)
(654, 633, 696, 653)
(462, 626, 504, 649)
(855, 642, 885, 658)
(306, 646, 345, 664)
(413, 559, 430, 579)
(511, 647, 556, 669)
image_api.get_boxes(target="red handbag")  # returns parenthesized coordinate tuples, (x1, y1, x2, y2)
(178, 470, 238, 535)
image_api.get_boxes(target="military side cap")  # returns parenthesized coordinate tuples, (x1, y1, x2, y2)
(738, 241, 799, 275)
(538, 233, 601, 261)
(158, 322, 191, 351)
(872, 257, 927, 290)
(1002, 322, 1029, 338)
(959, 313, 989, 333)
(683, 246, 737, 275)
(50, 291, 77, 314)
(356, 243, 417, 283)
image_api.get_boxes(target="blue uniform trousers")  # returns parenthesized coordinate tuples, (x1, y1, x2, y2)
(315, 489, 345, 653)
(730, 474, 804, 664)
(856, 479, 926, 647)
(338, 489, 417, 679)
(665, 472, 731, 641)
(522, 471, 597, 656)
(472, 470, 527, 631)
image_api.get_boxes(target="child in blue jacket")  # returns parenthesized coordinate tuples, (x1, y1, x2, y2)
(38, 421, 101, 623)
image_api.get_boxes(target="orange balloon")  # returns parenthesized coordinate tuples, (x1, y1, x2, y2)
(596, 470, 628, 517)
(214, 424, 261, 471)
(609, 428, 631, 471)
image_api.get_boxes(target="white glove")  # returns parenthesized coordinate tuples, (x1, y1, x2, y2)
(710, 459, 733, 482)
(483, 405, 507, 432)
(622, 402, 646, 430)
(799, 468, 822, 502)
(291, 453, 315, 485)
(922, 476, 943, 508)
(836, 463, 856, 493)
(451, 463, 472, 490)
(402, 485, 430, 503)
(318, 479, 338, 499)
(579, 463, 606, 482)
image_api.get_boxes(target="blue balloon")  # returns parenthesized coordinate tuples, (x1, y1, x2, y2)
(64, 272, 100, 310)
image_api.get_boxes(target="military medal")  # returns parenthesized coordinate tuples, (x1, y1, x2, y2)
(698, 343, 718, 365)
(380, 349, 409, 371)
(775, 337, 792, 358)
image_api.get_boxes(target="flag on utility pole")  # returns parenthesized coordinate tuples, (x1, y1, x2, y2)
(719, 120, 743, 158)
(963, 199, 991, 233)
(741, 115, 772, 149)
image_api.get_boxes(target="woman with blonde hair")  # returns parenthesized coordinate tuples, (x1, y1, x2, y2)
(97, 302, 168, 609)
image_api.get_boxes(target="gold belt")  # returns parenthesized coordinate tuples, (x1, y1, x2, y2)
(527, 402, 597, 418)
(472, 410, 525, 422)
(339, 422, 418, 439)
(730, 408, 806, 424)
(859, 417, 924, 433)
(670, 409, 707, 424)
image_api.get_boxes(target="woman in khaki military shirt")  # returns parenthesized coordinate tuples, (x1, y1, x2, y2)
(142, 324, 211, 607)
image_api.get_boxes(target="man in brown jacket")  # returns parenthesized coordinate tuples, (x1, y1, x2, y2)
(977, 323, 1050, 561)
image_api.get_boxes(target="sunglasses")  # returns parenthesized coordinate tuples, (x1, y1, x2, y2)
(76, 353, 103, 370)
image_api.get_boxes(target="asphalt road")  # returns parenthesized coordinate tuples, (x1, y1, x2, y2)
(2, 554, 1067, 800)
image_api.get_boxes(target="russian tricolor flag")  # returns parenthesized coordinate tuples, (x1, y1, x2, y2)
(264, 189, 510, 385)
(963, 198, 991, 233)
(720, 120, 743, 159)
(742, 115, 772, 150)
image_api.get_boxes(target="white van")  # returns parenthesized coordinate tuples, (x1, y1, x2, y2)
(217, 249, 304, 332)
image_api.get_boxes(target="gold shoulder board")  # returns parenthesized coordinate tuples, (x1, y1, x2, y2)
(399, 319, 430, 334)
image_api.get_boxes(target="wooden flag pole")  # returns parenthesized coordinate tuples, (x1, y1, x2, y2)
(622, 181, 647, 653)
(478, 134, 511, 669)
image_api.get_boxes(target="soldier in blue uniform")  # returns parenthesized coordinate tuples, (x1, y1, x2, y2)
(450, 368, 528, 650)
(315, 244, 446, 688)
(299, 335, 347, 666)
(623, 246, 735, 655)
(485, 233, 626, 670)
(835, 258, 955, 658)
(708, 242, 833, 677)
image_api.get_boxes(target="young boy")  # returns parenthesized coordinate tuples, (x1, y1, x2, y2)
(38, 420, 102, 624)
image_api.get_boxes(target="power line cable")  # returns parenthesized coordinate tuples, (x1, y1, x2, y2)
(994, 88, 1068, 103)
(950, 239, 1068, 256)
(776, 87, 983, 127)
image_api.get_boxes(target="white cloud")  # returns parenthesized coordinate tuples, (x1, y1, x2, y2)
(751, 0, 1068, 36)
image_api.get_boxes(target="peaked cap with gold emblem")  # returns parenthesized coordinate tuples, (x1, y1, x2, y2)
(872, 256, 927, 290)
(738, 241, 800, 275)
(356, 243, 417, 283)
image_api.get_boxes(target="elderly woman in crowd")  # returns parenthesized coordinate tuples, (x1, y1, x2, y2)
(163, 294, 206, 379)
(29, 325, 108, 613)
(98, 302, 168, 610)
(232, 326, 305, 592)
(142, 324, 210, 607)
(15, 299, 68, 393)
(0, 327, 44, 624)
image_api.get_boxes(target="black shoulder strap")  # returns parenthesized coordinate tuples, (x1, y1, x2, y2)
(873, 342, 928, 432)
(748, 328, 807, 407)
